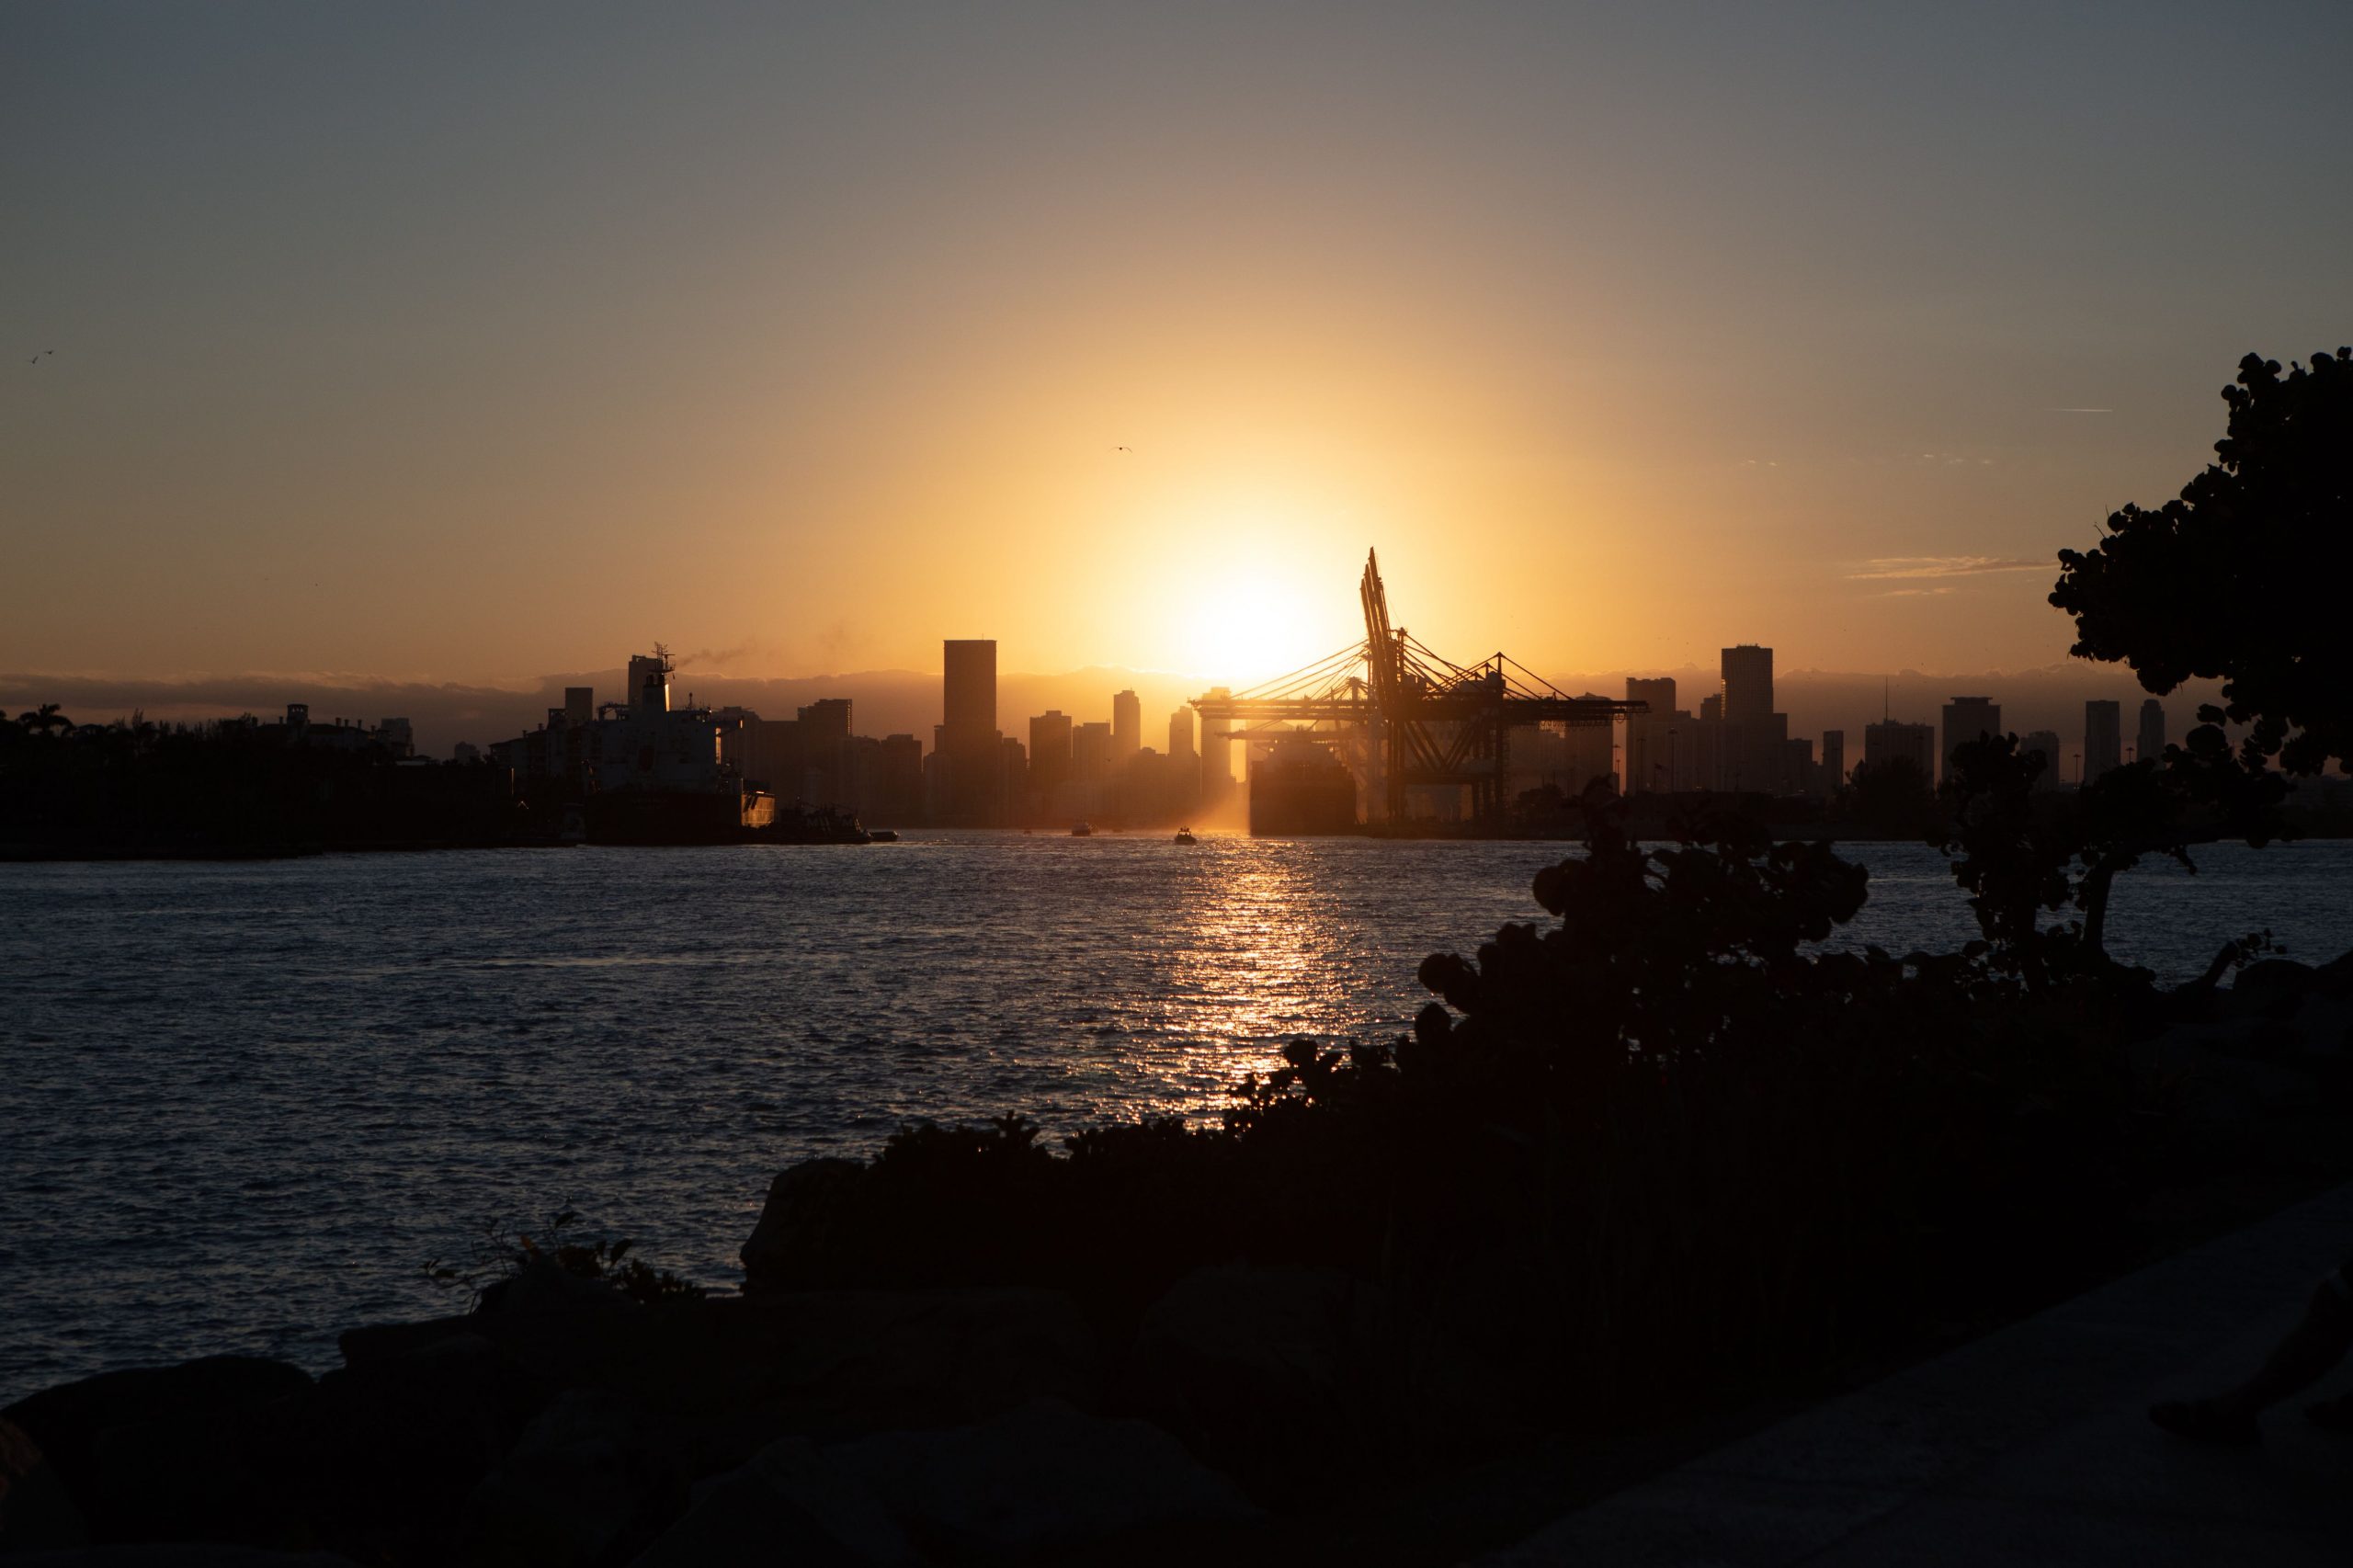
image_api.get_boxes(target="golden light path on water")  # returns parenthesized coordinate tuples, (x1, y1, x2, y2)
(6, 836, 2352, 1394)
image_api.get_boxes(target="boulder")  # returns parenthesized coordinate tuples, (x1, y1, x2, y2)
(740, 1159, 868, 1294)
(451, 1290, 1099, 1467)
(628, 1436, 917, 1567)
(247, 1334, 513, 1563)
(462, 1390, 687, 1568)
(0, 1414, 88, 1551)
(4, 1358, 313, 1527)
(1123, 1265, 1518, 1502)
(631, 1401, 1251, 1566)
(824, 1397, 1254, 1559)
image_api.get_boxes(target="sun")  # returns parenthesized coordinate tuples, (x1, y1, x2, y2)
(1178, 574, 1338, 686)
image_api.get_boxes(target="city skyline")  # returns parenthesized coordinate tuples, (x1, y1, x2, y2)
(7, 6, 2348, 692)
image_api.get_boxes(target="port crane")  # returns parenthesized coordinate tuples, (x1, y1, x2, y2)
(1190, 551, 1645, 827)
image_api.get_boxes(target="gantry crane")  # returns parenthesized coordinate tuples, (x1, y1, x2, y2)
(1191, 551, 1645, 827)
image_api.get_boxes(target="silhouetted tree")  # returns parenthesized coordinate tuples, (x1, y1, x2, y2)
(2052, 348, 2351, 776)
(1845, 753, 1934, 836)
(17, 702, 69, 737)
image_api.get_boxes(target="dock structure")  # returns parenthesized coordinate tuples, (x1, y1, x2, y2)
(1191, 551, 1646, 827)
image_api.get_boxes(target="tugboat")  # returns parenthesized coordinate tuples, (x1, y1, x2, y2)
(1173, 826, 1198, 845)
(1070, 821, 1094, 837)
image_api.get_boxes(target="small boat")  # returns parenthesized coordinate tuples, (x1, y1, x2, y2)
(1070, 821, 1094, 837)
(867, 829, 899, 843)
(1173, 827, 1198, 845)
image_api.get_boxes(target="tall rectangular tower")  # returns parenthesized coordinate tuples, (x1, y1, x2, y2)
(1112, 689, 1141, 759)
(1821, 730, 1845, 790)
(1940, 697, 2002, 784)
(942, 641, 996, 735)
(2085, 699, 2122, 781)
(1720, 645, 1773, 725)
(2137, 699, 2165, 765)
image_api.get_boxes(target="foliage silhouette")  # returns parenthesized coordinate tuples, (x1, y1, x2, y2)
(426, 1208, 704, 1307)
(2052, 347, 2352, 776)
(751, 785, 2176, 1426)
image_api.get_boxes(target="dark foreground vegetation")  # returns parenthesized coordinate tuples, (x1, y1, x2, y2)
(1, 350, 2347, 1564)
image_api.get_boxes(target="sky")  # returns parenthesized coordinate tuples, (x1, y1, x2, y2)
(5, 3, 2348, 706)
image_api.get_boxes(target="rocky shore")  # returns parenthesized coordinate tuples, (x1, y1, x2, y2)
(6, 950, 2349, 1564)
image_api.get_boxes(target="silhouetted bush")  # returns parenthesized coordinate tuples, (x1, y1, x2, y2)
(752, 790, 2182, 1426)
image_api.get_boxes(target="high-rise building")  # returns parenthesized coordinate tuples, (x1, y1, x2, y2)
(1167, 707, 1196, 759)
(1821, 730, 1846, 790)
(2085, 700, 2122, 782)
(1028, 710, 1074, 805)
(1720, 645, 1773, 725)
(1112, 689, 1141, 759)
(2137, 699, 2165, 766)
(1863, 721, 1937, 778)
(1623, 676, 1678, 795)
(933, 639, 1004, 824)
(2020, 730, 2063, 790)
(1940, 697, 2002, 784)
(563, 687, 595, 725)
(1074, 722, 1112, 785)
(943, 641, 996, 735)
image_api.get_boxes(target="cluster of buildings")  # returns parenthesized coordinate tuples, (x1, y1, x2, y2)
(479, 638, 2196, 834)
(486, 642, 1217, 830)
(1620, 646, 2172, 801)
(928, 641, 1217, 825)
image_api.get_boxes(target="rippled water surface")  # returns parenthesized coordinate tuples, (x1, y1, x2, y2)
(6, 832, 2349, 1398)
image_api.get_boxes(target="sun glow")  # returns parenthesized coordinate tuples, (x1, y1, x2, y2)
(1177, 574, 1346, 687)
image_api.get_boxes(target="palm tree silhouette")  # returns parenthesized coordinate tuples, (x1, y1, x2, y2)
(17, 703, 71, 738)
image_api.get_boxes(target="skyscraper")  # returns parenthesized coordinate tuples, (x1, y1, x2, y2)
(1863, 721, 1937, 778)
(2085, 699, 2122, 781)
(1940, 697, 2001, 784)
(1623, 676, 1679, 795)
(933, 639, 1004, 824)
(1167, 707, 1195, 759)
(943, 641, 996, 735)
(2137, 699, 2165, 765)
(2020, 730, 2063, 790)
(1029, 710, 1074, 803)
(1821, 730, 1845, 790)
(1720, 645, 1772, 724)
(1112, 688, 1141, 759)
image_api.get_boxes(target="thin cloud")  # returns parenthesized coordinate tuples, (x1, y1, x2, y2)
(2045, 407, 2113, 414)
(1847, 555, 2047, 581)
(1875, 586, 1954, 598)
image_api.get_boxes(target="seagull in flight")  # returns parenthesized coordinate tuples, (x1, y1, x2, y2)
(28, 349, 54, 364)
(1114, 445, 1132, 452)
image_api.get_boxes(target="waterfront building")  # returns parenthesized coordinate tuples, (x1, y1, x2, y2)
(1940, 697, 2002, 784)
(1862, 720, 1937, 778)
(1073, 722, 1112, 786)
(1623, 676, 1683, 795)
(1029, 710, 1074, 807)
(1821, 730, 1846, 790)
(931, 639, 1005, 824)
(2085, 699, 2122, 782)
(1720, 644, 1772, 724)
(563, 687, 594, 726)
(1167, 707, 1195, 761)
(2138, 699, 2165, 766)
(2021, 729, 2063, 790)
(1112, 689, 1141, 760)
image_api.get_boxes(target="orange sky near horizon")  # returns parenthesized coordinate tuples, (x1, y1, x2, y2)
(5, 6, 2347, 698)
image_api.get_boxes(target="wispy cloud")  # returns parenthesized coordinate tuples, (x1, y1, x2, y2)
(2044, 407, 2113, 414)
(1874, 586, 1954, 597)
(1847, 555, 2046, 581)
